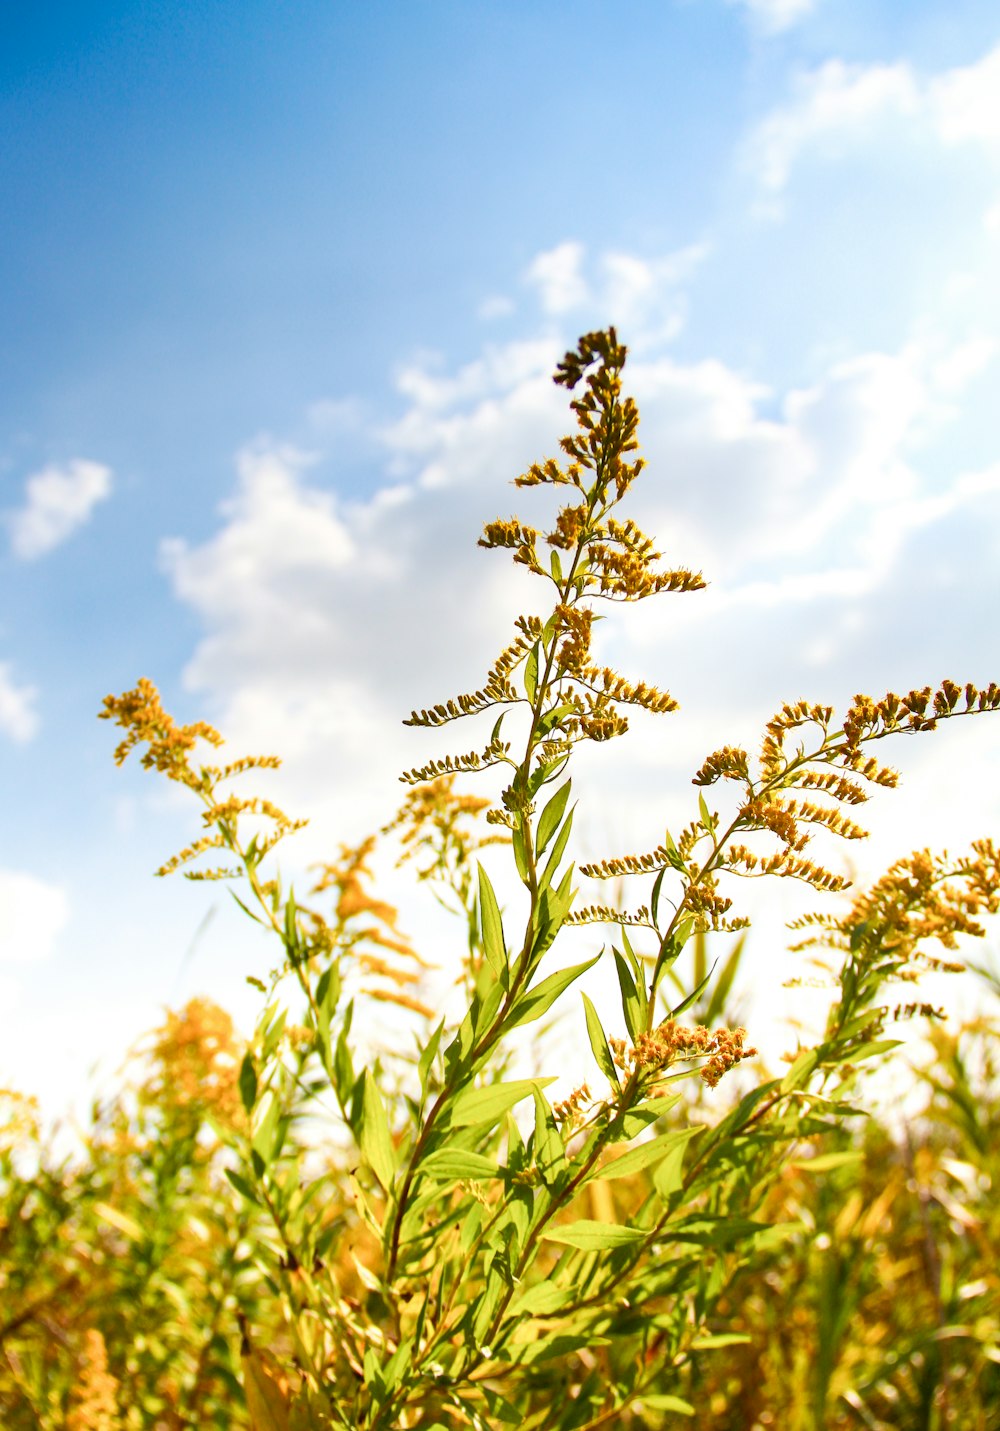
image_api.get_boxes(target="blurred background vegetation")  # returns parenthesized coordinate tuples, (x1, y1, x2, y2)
(3, 953, 997, 1429)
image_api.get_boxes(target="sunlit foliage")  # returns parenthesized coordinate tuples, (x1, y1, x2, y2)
(3, 330, 998, 1428)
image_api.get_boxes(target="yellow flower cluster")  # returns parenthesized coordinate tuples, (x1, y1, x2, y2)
(100, 676, 222, 787)
(67, 1330, 122, 1431)
(609, 1022, 757, 1088)
(141, 998, 243, 1127)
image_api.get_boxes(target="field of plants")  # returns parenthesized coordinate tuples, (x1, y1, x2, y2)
(3, 332, 998, 1429)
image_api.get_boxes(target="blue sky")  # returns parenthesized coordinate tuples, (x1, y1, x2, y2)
(2, 0, 999, 1118)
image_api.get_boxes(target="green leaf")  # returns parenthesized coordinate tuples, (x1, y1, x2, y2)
(781, 1048, 818, 1094)
(449, 1078, 555, 1129)
(582, 992, 620, 1092)
(472, 1264, 510, 1344)
(536, 779, 571, 857)
(690, 1333, 752, 1350)
(230, 889, 268, 927)
(469, 968, 505, 1038)
(642, 1394, 694, 1415)
(239, 1052, 258, 1114)
(418, 1019, 444, 1096)
(650, 866, 667, 926)
(283, 888, 300, 960)
(620, 1093, 682, 1139)
(654, 916, 695, 982)
(594, 1127, 702, 1182)
(541, 1220, 645, 1250)
(334, 1021, 356, 1111)
(538, 804, 575, 894)
(359, 1070, 397, 1192)
(697, 793, 715, 831)
(260, 1005, 287, 1061)
(507, 954, 600, 1031)
(524, 642, 540, 703)
(662, 829, 686, 873)
(705, 932, 746, 1025)
(613, 947, 643, 1043)
(518, 1333, 610, 1365)
(478, 864, 508, 985)
(840, 1038, 902, 1064)
(512, 822, 530, 882)
(532, 1087, 567, 1186)
(670, 960, 717, 1019)
(619, 925, 641, 979)
(653, 1135, 697, 1199)
(421, 1149, 498, 1181)
(510, 1280, 570, 1316)
(791, 1150, 864, 1173)
(252, 1090, 280, 1166)
(316, 962, 340, 1016)
(225, 1168, 262, 1206)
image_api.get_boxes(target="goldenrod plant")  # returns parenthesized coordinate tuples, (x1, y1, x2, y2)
(0, 1002, 269, 1428)
(83, 329, 1000, 1427)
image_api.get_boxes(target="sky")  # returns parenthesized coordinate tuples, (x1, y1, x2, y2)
(2, 0, 999, 1122)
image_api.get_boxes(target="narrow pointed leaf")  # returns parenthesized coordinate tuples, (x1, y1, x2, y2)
(705, 933, 746, 1025)
(791, 1150, 864, 1173)
(536, 779, 571, 857)
(507, 954, 600, 1030)
(594, 1126, 702, 1182)
(538, 805, 575, 893)
(524, 642, 540, 702)
(781, 1048, 818, 1094)
(239, 1052, 258, 1114)
(449, 1078, 555, 1129)
(359, 1069, 397, 1191)
(541, 1220, 645, 1250)
(613, 948, 643, 1043)
(421, 1149, 499, 1181)
(582, 991, 620, 1092)
(670, 959, 717, 1018)
(477, 864, 507, 984)
(643, 1394, 694, 1415)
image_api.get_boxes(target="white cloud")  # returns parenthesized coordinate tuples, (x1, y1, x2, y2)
(932, 336, 997, 393)
(727, 0, 817, 35)
(0, 870, 68, 964)
(746, 59, 919, 196)
(157, 247, 1000, 914)
(745, 44, 1000, 205)
(930, 45, 1000, 148)
(599, 244, 709, 347)
(478, 294, 515, 321)
(6, 459, 113, 560)
(525, 241, 589, 314)
(0, 663, 38, 743)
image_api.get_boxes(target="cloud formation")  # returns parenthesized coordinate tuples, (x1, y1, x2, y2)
(0, 663, 38, 743)
(746, 44, 1000, 200)
(0, 869, 68, 964)
(727, 0, 817, 35)
(6, 458, 113, 560)
(156, 234, 999, 909)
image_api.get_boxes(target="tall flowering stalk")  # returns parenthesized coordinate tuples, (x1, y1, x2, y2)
(99, 330, 1000, 1429)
